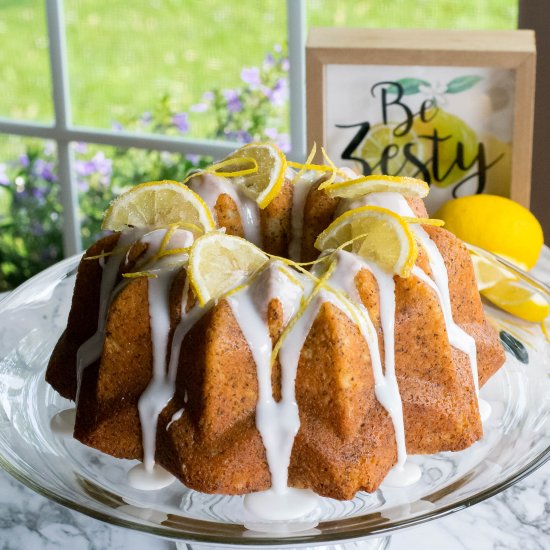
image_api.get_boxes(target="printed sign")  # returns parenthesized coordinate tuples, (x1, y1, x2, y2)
(325, 65, 515, 212)
(306, 28, 536, 211)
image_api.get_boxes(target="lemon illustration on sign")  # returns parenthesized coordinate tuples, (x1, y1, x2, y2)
(412, 108, 478, 188)
(359, 122, 426, 177)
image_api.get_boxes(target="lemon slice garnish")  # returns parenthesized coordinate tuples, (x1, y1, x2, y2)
(102, 180, 215, 234)
(219, 143, 287, 208)
(314, 205, 418, 277)
(470, 253, 518, 291)
(188, 232, 269, 306)
(324, 174, 429, 200)
(481, 280, 549, 323)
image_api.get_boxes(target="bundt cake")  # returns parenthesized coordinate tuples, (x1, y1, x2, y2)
(46, 143, 505, 506)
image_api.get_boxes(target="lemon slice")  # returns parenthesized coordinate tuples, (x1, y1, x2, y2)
(220, 143, 287, 208)
(188, 232, 269, 306)
(315, 206, 418, 277)
(481, 280, 549, 323)
(470, 253, 518, 291)
(102, 180, 215, 233)
(324, 174, 429, 200)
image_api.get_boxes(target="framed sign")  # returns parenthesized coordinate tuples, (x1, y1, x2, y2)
(306, 28, 536, 212)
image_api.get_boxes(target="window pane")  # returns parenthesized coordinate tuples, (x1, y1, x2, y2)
(0, 136, 60, 291)
(65, 0, 289, 149)
(0, 2, 53, 122)
(75, 143, 212, 248)
(308, 0, 518, 29)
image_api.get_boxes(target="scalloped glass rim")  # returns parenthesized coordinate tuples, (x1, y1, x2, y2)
(0, 251, 548, 547)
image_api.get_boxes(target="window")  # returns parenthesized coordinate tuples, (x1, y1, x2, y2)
(0, 0, 523, 290)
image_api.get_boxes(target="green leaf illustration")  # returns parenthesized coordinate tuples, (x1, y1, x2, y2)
(445, 75, 482, 94)
(387, 78, 430, 96)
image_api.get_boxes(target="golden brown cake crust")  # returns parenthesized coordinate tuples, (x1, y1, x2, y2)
(46, 233, 120, 400)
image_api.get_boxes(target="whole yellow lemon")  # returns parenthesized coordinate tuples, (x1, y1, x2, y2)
(435, 194, 544, 270)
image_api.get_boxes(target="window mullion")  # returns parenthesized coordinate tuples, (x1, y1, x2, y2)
(46, 0, 81, 256)
(286, 0, 307, 162)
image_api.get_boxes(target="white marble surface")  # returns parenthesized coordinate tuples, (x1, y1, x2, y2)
(0, 249, 548, 550)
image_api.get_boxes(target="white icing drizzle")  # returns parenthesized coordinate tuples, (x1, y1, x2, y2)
(136, 229, 197, 473)
(227, 262, 309, 494)
(288, 171, 318, 262)
(127, 463, 175, 490)
(166, 408, 184, 430)
(50, 408, 76, 437)
(383, 461, 422, 487)
(75, 228, 147, 402)
(325, 252, 408, 468)
(188, 172, 262, 247)
(359, 192, 480, 395)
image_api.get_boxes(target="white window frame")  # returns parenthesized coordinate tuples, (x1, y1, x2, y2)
(0, 0, 307, 257)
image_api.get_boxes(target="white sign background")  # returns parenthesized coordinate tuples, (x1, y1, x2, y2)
(324, 64, 515, 212)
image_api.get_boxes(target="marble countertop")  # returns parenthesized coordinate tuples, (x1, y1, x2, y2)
(0, 250, 549, 550)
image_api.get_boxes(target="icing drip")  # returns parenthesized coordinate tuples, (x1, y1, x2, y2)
(136, 229, 200, 474)
(127, 463, 175, 491)
(227, 262, 309, 494)
(359, 192, 480, 395)
(288, 171, 318, 262)
(166, 408, 184, 430)
(326, 252, 408, 468)
(76, 228, 147, 402)
(188, 172, 262, 247)
(50, 408, 76, 437)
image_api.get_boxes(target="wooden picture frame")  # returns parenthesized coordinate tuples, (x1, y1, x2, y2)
(306, 28, 536, 211)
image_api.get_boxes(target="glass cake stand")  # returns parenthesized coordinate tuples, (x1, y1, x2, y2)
(0, 252, 549, 550)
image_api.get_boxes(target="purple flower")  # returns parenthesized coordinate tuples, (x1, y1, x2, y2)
(269, 78, 289, 107)
(264, 127, 279, 140)
(92, 151, 112, 175)
(275, 133, 291, 153)
(223, 90, 242, 113)
(202, 91, 215, 101)
(75, 159, 95, 177)
(112, 120, 123, 132)
(33, 159, 56, 182)
(263, 53, 275, 69)
(74, 142, 88, 154)
(225, 130, 252, 143)
(186, 154, 201, 165)
(19, 154, 30, 168)
(172, 112, 189, 133)
(32, 187, 47, 200)
(274, 43, 282, 53)
(141, 111, 153, 124)
(240, 67, 261, 88)
(77, 177, 89, 193)
(281, 58, 290, 72)
(0, 163, 9, 186)
(190, 102, 208, 113)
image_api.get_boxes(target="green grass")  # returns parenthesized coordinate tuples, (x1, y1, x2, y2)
(0, 0, 517, 144)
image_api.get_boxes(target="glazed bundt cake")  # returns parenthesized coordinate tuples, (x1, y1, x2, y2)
(46, 143, 505, 503)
